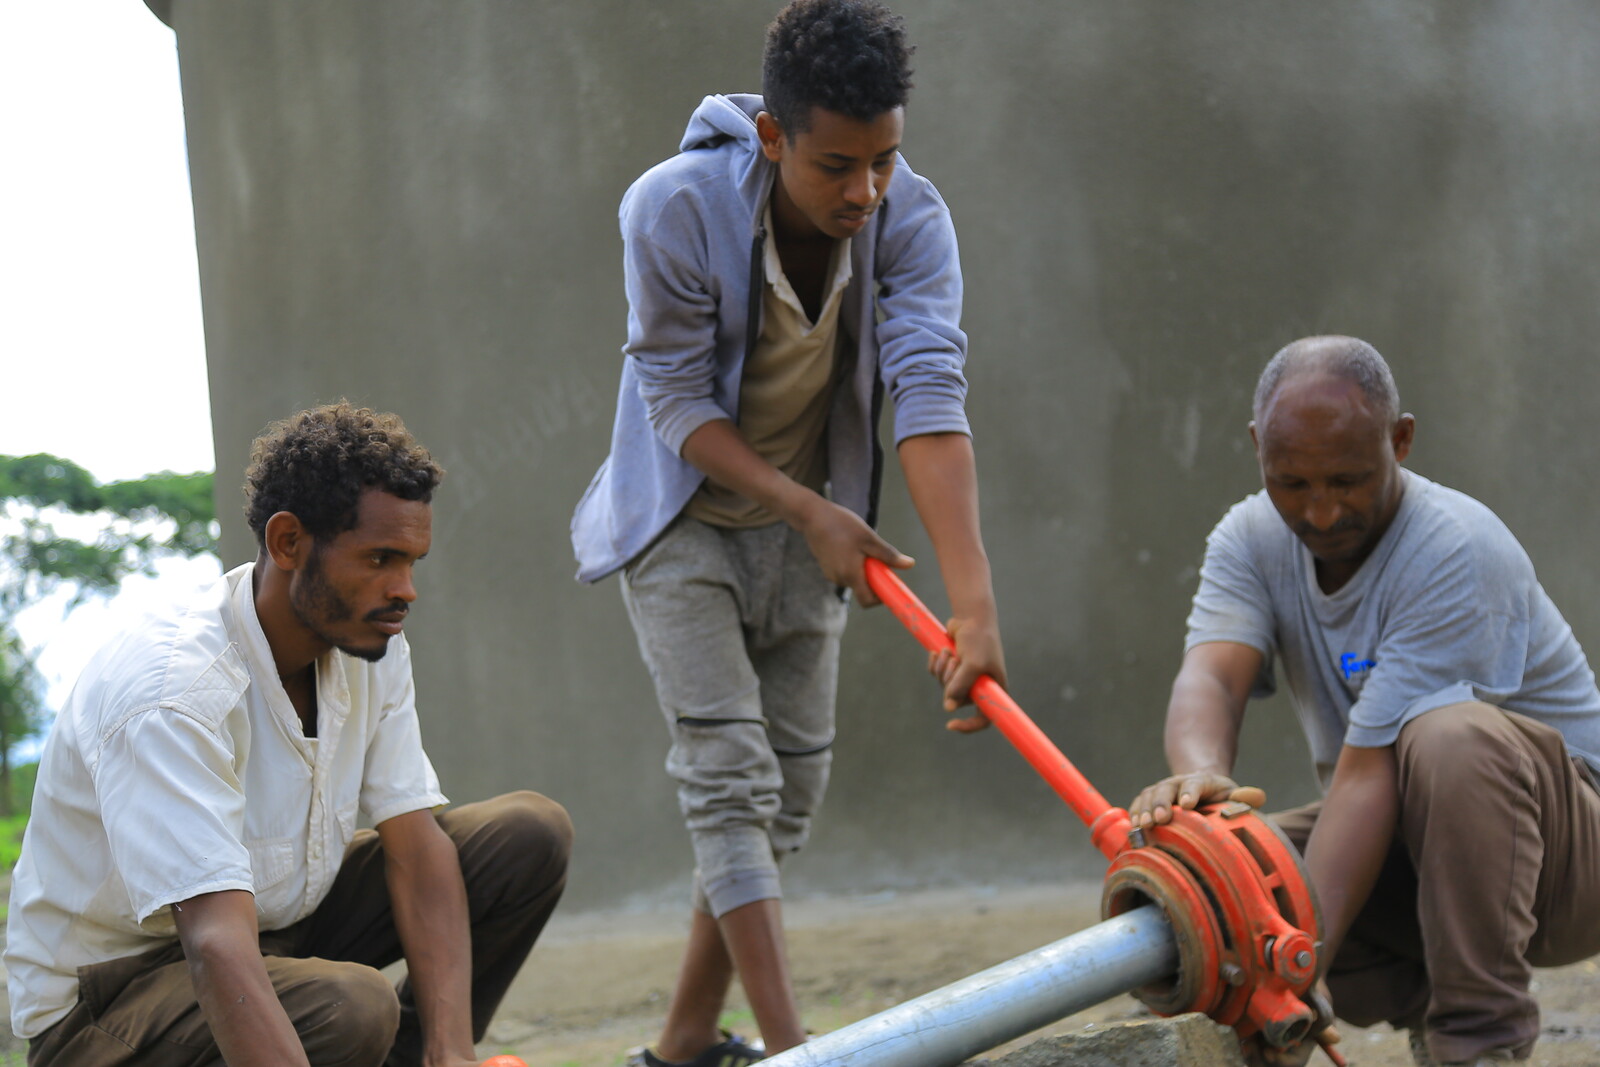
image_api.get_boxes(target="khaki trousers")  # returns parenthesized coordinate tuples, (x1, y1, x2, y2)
(1273, 704, 1600, 1063)
(28, 791, 572, 1067)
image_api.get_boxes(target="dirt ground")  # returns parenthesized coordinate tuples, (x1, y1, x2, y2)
(0, 880, 1593, 1065)
(480, 882, 1600, 1067)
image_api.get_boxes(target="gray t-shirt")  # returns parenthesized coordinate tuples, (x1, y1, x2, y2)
(1187, 470, 1600, 788)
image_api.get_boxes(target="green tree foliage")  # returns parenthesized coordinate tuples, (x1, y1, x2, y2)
(0, 631, 44, 819)
(0, 454, 219, 814)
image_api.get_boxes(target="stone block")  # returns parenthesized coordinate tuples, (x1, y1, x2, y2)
(968, 1013, 1246, 1067)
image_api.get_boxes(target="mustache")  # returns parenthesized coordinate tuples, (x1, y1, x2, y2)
(365, 602, 409, 622)
(1292, 519, 1363, 538)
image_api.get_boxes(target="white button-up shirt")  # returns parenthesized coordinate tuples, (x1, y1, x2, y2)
(4, 563, 448, 1037)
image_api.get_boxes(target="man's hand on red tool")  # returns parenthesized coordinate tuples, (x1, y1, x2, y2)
(927, 614, 1007, 733)
(797, 496, 914, 606)
(1126, 773, 1268, 829)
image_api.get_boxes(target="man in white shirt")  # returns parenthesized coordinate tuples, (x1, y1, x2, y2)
(5, 402, 572, 1067)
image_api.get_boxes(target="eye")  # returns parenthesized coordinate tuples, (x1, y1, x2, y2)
(817, 162, 846, 174)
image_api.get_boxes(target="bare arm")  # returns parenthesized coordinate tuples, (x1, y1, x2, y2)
(377, 808, 478, 1067)
(680, 418, 912, 603)
(897, 432, 1006, 730)
(1304, 743, 1399, 966)
(172, 890, 311, 1067)
(1128, 641, 1264, 827)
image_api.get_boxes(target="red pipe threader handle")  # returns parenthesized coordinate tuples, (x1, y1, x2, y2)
(863, 558, 1116, 831)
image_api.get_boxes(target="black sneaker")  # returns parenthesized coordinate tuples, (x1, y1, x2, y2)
(627, 1031, 766, 1067)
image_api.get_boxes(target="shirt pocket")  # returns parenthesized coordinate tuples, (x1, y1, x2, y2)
(246, 836, 295, 892)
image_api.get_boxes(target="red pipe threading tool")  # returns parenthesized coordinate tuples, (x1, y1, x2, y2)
(863, 558, 1345, 1066)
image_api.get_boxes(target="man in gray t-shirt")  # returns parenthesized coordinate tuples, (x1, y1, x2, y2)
(1129, 336, 1600, 1067)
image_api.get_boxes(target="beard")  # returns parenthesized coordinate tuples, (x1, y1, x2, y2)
(290, 547, 390, 663)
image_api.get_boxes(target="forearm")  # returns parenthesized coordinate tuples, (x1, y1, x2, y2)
(383, 817, 476, 1066)
(680, 419, 822, 527)
(1129, 644, 1262, 825)
(1163, 668, 1245, 776)
(1305, 745, 1399, 967)
(683, 418, 910, 603)
(897, 433, 995, 619)
(176, 891, 310, 1067)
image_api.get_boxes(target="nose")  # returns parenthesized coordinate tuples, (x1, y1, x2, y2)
(1305, 491, 1343, 532)
(844, 166, 876, 209)
(389, 566, 418, 604)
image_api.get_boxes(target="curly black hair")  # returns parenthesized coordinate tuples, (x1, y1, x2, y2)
(762, 0, 915, 138)
(243, 401, 444, 548)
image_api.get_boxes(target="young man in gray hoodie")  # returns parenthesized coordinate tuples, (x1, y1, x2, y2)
(571, 1, 1005, 1062)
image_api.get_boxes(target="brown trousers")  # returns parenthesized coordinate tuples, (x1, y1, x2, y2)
(28, 791, 573, 1067)
(1273, 703, 1600, 1064)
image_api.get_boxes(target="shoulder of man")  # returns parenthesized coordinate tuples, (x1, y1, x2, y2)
(1392, 472, 1537, 587)
(875, 155, 954, 243)
(1205, 488, 1288, 553)
(621, 96, 763, 238)
(68, 572, 250, 748)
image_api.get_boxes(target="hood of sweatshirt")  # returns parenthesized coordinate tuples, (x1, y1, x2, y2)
(675, 93, 773, 237)
(679, 92, 765, 152)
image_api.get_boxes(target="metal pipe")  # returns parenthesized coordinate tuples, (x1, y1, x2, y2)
(761, 904, 1179, 1067)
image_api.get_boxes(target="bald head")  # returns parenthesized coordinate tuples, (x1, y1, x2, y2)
(1253, 336, 1400, 428)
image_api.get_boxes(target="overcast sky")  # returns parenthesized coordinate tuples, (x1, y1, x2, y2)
(3, 2, 214, 481)
(3, 3, 220, 719)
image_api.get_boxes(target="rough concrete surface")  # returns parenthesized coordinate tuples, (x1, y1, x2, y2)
(968, 1013, 1245, 1067)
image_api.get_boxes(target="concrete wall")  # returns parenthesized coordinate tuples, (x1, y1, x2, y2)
(160, 0, 1600, 910)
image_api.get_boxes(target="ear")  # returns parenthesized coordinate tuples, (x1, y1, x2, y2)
(263, 511, 313, 572)
(1247, 419, 1260, 456)
(755, 111, 786, 163)
(1391, 413, 1416, 464)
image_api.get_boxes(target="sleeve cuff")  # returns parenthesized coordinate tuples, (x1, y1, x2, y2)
(1184, 630, 1272, 655)
(654, 398, 732, 456)
(135, 874, 255, 926)
(366, 791, 451, 828)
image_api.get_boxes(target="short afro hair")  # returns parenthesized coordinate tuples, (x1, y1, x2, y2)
(243, 401, 444, 549)
(762, 0, 914, 138)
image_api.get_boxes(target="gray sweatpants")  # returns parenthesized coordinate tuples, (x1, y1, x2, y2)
(621, 516, 848, 918)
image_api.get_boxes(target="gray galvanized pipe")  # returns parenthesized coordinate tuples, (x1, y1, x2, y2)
(760, 903, 1178, 1067)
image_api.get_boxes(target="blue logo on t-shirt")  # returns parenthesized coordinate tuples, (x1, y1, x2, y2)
(1340, 652, 1377, 680)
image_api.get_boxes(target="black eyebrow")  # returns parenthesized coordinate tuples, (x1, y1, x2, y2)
(821, 145, 900, 163)
(370, 547, 428, 562)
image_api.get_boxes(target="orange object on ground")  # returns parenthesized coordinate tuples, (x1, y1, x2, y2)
(863, 558, 1346, 1066)
(480, 1057, 528, 1067)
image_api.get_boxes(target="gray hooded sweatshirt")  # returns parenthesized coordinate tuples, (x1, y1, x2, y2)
(570, 93, 972, 583)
